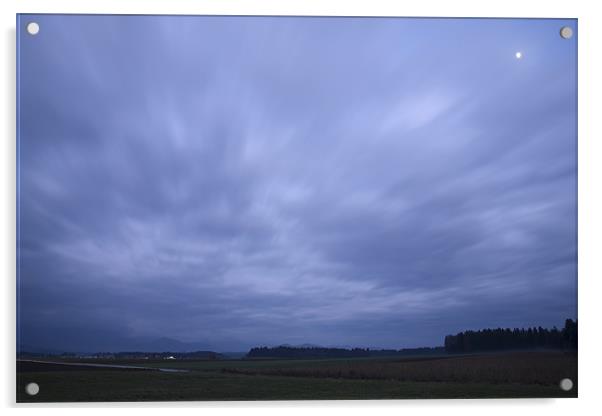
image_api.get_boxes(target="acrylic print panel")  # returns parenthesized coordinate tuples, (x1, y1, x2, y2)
(16, 14, 577, 402)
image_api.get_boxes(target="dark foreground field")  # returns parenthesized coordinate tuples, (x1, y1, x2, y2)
(17, 351, 577, 402)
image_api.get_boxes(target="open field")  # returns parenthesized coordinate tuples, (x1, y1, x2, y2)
(16, 351, 577, 402)
(223, 352, 577, 385)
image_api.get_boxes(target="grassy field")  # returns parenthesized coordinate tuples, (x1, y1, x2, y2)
(16, 351, 577, 402)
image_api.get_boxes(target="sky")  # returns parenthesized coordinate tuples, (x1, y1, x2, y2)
(17, 16, 577, 352)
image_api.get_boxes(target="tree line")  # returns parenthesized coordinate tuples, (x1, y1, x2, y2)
(246, 346, 445, 359)
(444, 319, 577, 353)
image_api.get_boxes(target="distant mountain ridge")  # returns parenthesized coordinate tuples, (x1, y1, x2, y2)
(18, 336, 213, 355)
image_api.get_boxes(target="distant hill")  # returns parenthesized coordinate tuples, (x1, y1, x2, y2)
(18, 349, 223, 360)
(18, 335, 213, 355)
(17, 344, 66, 356)
(95, 351, 223, 360)
(136, 337, 206, 353)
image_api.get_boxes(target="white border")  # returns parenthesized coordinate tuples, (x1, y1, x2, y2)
(2, 1, 601, 415)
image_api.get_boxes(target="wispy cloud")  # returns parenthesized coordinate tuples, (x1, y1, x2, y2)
(18, 16, 577, 351)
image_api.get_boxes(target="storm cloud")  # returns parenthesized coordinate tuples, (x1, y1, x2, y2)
(17, 16, 577, 352)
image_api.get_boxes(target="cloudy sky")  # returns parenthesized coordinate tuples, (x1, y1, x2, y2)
(17, 15, 577, 352)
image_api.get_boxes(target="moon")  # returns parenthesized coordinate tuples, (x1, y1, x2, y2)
(515, 51, 522, 59)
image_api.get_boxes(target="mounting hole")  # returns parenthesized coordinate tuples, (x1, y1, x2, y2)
(25, 382, 39, 396)
(26, 22, 40, 36)
(560, 26, 573, 39)
(559, 378, 573, 391)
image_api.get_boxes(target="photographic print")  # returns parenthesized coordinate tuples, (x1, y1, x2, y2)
(16, 14, 577, 402)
